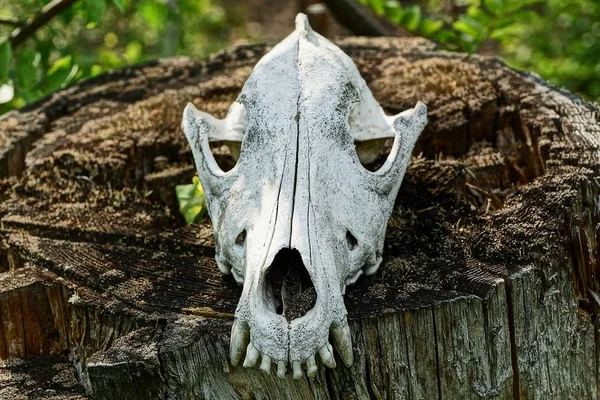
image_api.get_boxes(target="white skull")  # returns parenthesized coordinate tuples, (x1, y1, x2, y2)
(181, 14, 427, 378)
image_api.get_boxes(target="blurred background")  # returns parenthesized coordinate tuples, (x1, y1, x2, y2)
(0, 0, 597, 116)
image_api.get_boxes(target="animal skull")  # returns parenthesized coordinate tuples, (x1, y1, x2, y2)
(182, 14, 427, 378)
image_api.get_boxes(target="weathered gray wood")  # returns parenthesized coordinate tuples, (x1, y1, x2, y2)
(483, 281, 513, 399)
(0, 37, 598, 399)
(403, 308, 439, 400)
(509, 265, 596, 399)
(0, 356, 87, 399)
(434, 296, 493, 399)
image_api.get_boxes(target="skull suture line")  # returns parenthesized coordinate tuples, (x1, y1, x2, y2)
(182, 14, 427, 379)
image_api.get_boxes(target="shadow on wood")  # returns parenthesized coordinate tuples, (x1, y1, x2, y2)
(0, 37, 598, 399)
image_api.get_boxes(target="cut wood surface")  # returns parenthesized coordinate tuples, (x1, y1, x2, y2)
(0, 37, 599, 399)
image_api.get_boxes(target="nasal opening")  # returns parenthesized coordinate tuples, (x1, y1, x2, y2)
(263, 248, 317, 322)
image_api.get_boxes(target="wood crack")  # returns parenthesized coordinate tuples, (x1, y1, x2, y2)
(431, 307, 442, 400)
(0, 37, 598, 398)
(505, 278, 521, 400)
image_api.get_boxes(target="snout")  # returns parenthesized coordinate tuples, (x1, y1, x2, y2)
(230, 245, 352, 379)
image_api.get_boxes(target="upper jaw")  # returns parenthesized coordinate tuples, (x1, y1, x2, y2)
(230, 304, 353, 379)
(288, 295, 349, 364)
(229, 249, 353, 378)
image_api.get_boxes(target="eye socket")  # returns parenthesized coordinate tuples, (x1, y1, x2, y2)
(235, 229, 246, 246)
(208, 141, 241, 172)
(346, 230, 358, 251)
(354, 138, 394, 172)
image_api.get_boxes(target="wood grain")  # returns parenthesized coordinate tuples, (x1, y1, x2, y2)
(0, 37, 598, 398)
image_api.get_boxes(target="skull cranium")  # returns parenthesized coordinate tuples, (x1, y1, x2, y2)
(182, 14, 427, 378)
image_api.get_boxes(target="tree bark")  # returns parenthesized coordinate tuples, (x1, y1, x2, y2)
(0, 37, 599, 399)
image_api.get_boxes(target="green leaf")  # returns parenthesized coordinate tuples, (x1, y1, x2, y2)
(139, 1, 169, 31)
(90, 64, 103, 77)
(111, 0, 125, 13)
(85, 0, 106, 28)
(125, 41, 143, 63)
(489, 26, 513, 41)
(175, 184, 198, 202)
(419, 19, 444, 36)
(383, 1, 403, 24)
(47, 55, 78, 92)
(98, 49, 123, 68)
(367, 0, 386, 15)
(179, 192, 206, 223)
(491, 15, 517, 31)
(16, 49, 40, 89)
(466, 6, 493, 26)
(15, 86, 38, 103)
(435, 29, 458, 43)
(499, 10, 536, 27)
(458, 37, 481, 54)
(482, 0, 504, 15)
(175, 177, 207, 224)
(453, 16, 485, 39)
(47, 55, 72, 75)
(59, 6, 76, 24)
(0, 41, 12, 80)
(401, 6, 422, 32)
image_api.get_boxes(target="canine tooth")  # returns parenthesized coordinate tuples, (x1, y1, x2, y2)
(277, 360, 287, 378)
(330, 319, 353, 367)
(292, 360, 303, 380)
(215, 256, 231, 275)
(230, 319, 249, 366)
(243, 343, 260, 368)
(260, 354, 272, 374)
(363, 256, 382, 276)
(306, 355, 317, 377)
(318, 343, 336, 369)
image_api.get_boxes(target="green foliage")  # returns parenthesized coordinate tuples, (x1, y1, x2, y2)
(0, 0, 597, 113)
(0, 0, 250, 114)
(0, 40, 11, 79)
(175, 176, 207, 224)
(500, 0, 600, 102)
(360, 0, 541, 53)
(361, 0, 600, 102)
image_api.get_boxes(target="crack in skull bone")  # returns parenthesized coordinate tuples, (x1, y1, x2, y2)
(181, 13, 427, 378)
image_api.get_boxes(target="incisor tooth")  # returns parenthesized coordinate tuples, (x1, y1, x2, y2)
(277, 361, 287, 378)
(330, 319, 353, 367)
(292, 360, 303, 380)
(243, 343, 260, 368)
(260, 354, 272, 374)
(230, 319, 249, 366)
(318, 343, 336, 369)
(306, 355, 317, 377)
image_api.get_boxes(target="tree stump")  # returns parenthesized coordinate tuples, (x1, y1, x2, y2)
(0, 37, 599, 399)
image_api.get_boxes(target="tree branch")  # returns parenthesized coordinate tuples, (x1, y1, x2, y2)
(10, 0, 80, 48)
(0, 16, 22, 27)
(320, 0, 408, 37)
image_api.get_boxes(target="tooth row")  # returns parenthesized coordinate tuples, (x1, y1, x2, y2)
(240, 341, 336, 379)
(229, 317, 354, 378)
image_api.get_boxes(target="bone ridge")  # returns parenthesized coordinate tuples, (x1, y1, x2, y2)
(181, 13, 427, 378)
